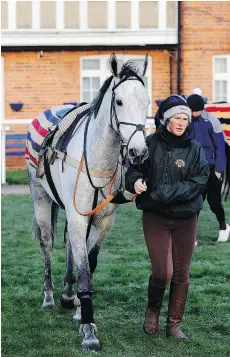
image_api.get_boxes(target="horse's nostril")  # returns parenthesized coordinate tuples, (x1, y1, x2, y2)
(143, 148, 149, 159)
(129, 148, 138, 157)
(133, 156, 142, 164)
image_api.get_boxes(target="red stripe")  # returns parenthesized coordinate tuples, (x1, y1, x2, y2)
(224, 129, 230, 137)
(26, 150, 38, 166)
(32, 118, 48, 137)
(25, 146, 28, 155)
(206, 106, 230, 113)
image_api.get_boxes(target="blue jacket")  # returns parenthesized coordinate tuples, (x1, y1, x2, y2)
(190, 114, 226, 173)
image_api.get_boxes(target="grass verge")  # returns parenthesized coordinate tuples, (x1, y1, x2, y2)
(2, 196, 230, 357)
(6, 170, 29, 185)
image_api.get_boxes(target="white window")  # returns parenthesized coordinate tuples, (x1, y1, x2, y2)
(213, 55, 230, 102)
(81, 55, 152, 115)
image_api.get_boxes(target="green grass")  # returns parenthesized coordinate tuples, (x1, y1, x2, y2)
(6, 170, 29, 185)
(2, 196, 230, 357)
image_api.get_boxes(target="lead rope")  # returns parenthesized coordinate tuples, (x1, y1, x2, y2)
(72, 155, 137, 216)
(73, 154, 119, 216)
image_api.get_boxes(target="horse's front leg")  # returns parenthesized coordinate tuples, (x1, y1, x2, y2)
(67, 213, 101, 352)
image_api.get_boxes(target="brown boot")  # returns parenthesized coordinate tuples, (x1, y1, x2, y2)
(166, 282, 189, 342)
(143, 277, 166, 335)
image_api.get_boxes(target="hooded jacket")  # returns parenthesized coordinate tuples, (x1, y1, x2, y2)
(125, 125, 209, 218)
(190, 114, 226, 173)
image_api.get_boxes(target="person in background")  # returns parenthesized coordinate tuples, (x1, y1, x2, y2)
(192, 87, 228, 143)
(126, 95, 209, 341)
(187, 94, 229, 242)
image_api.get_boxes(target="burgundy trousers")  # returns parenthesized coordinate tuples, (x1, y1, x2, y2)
(142, 212, 197, 287)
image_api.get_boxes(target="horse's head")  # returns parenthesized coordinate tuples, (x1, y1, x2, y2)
(109, 53, 150, 164)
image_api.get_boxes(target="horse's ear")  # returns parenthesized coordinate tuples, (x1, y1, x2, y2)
(142, 53, 148, 77)
(109, 53, 118, 77)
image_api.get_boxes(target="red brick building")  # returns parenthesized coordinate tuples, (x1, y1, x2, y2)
(1, 1, 230, 170)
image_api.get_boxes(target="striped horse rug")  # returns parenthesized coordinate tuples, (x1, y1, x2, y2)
(25, 105, 73, 169)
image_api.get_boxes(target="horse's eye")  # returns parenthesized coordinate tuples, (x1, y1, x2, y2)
(116, 99, 123, 106)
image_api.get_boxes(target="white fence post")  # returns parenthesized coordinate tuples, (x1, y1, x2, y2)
(1, 119, 32, 185)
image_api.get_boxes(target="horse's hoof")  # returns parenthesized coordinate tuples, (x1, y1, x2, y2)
(73, 307, 81, 324)
(42, 299, 55, 308)
(60, 294, 75, 309)
(80, 324, 101, 352)
(81, 339, 101, 352)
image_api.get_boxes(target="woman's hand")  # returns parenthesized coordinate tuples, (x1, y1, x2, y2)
(134, 179, 147, 195)
(215, 171, 221, 180)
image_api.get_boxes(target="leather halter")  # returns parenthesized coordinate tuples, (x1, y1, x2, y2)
(110, 74, 145, 153)
(73, 73, 145, 216)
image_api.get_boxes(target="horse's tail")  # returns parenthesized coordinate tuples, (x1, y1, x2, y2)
(31, 202, 59, 240)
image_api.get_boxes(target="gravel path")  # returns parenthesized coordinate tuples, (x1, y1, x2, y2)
(1, 185, 30, 195)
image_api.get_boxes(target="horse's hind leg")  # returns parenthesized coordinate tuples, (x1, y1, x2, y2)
(60, 220, 77, 309)
(37, 199, 57, 308)
(30, 175, 57, 308)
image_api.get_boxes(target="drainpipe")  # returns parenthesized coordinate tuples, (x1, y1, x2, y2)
(169, 52, 173, 94)
(177, 1, 181, 94)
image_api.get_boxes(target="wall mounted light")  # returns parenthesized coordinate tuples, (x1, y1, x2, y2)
(10, 102, 23, 111)
(38, 50, 44, 59)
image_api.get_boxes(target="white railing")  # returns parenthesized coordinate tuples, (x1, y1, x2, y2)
(1, 119, 32, 184)
(1, 117, 155, 185)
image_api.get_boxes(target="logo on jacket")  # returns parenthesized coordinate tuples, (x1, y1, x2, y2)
(175, 159, 185, 168)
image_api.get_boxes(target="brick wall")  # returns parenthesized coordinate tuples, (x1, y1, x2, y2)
(3, 49, 170, 170)
(4, 1, 230, 170)
(181, 1, 230, 99)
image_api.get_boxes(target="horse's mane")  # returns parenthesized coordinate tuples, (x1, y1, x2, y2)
(90, 75, 113, 118)
(90, 61, 143, 118)
(119, 60, 142, 80)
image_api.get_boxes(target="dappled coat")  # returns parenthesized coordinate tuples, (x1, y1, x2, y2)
(125, 125, 209, 218)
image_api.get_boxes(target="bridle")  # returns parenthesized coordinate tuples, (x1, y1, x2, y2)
(73, 73, 146, 217)
(110, 73, 146, 154)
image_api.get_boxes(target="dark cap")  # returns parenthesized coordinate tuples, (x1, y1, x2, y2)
(187, 94, 204, 112)
(159, 95, 191, 125)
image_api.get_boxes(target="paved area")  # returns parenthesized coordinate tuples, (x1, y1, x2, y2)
(1, 184, 30, 195)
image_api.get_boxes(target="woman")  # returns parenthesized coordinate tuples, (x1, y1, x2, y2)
(125, 95, 209, 341)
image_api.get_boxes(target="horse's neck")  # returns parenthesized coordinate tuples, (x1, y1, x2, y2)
(87, 87, 121, 171)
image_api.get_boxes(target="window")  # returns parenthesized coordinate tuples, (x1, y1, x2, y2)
(81, 55, 152, 115)
(139, 1, 158, 29)
(88, 1, 107, 29)
(167, 1, 177, 29)
(64, 1, 80, 29)
(16, 1, 32, 29)
(213, 56, 230, 102)
(40, 1, 56, 29)
(116, 1, 131, 29)
(1, 1, 8, 29)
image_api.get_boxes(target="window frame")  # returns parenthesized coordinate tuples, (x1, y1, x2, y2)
(213, 55, 230, 103)
(80, 54, 152, 116)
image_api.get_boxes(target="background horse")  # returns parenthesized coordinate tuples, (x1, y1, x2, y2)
(26, 53, 149, 351)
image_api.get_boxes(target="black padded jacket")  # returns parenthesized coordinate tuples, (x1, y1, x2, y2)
(125, 125, 209, 218)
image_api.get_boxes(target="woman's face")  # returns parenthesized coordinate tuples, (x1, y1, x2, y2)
(166, 113, 189, 136)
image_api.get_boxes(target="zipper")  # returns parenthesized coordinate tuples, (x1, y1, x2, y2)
(164, 150, 171, 184)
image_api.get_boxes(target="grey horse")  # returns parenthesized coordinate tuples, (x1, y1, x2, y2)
(26, 53, 149, 351)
